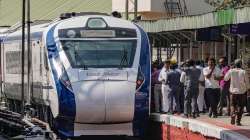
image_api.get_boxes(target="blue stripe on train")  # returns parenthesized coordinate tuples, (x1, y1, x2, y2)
(46, 25, 76, 137)
(133, 25, 151, 137)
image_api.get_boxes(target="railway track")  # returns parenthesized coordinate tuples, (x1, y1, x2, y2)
(0, 109, 147, 140)
(0, 109, 55, 140)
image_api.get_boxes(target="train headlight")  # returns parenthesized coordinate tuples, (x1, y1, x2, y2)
(67, 30, 76, 38)
(136, 66, 145, 90)
(87, 18, 107, 28)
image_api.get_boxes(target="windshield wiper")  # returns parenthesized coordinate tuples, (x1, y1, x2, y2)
(119, 48, 128, 69)
(74, 50, 88, 70)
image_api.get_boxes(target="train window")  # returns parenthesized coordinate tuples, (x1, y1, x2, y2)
(44, 50, 49, 70)
(6, 51, 27, 74)
(61, 40, 137, 68)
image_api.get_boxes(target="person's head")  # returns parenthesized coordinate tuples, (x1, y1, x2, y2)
(219, 57, 227, 67)
(234, 59, 242, 68)
(152, 64, 158, 72)
(196, 60, 201, 66)
(111, 11, 122, 18)
(164, 59, 171, 69)
(170, 58, 177, 69)
(208, 57, 216, 68)
(186, 59, 195, 67)
(230, 62, 235, 69)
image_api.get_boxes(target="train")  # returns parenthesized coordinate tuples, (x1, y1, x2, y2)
(0, 13, 151, 138)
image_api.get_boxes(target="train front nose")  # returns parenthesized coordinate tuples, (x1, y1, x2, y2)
(72, 70, 135, 124)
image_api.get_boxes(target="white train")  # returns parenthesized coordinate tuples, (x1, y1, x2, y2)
(0, 13, 151, 138)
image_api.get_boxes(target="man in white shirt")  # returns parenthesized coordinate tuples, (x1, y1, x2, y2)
(203, 58, 222, 118)
(158, 60, 171, 113)
(224, 59, 250, 126)
(196, 61, 206, 114)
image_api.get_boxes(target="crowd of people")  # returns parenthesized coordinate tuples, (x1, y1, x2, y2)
(151, 57, 250, 126)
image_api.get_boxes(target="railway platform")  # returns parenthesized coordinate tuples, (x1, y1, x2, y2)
(149, 113, 250, 140)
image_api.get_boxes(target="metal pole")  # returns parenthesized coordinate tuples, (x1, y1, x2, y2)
(214, 42, 218, 60)
(236, 36, 240, 58)
(201, 42, 204, 60)
(0, 40, 2, 100)
(223, 38, 227, 57)
(228, 39, 232, 64)
(178, 43, 181, 63)
(27, 0, 31, 107)
(134, 0, 138, 20)
(125, 0, 129, 20)
(189, 41, 193, 59)
(242, 36, 246, 54)
(21, 0, 26, 116)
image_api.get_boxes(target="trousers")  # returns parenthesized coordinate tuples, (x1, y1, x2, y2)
(154, 84, 162, 112)
(184, 87, 199, 115)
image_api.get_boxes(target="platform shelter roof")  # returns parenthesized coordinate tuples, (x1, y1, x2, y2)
(137, 6, 250, 32)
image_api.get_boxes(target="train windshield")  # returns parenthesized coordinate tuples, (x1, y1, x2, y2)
(61, 40, 137, 68)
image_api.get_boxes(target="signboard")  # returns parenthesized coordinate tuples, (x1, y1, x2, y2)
(197, 27, 223, 41)
(80, 30, 116, 38)
(230, 23, 250, 35)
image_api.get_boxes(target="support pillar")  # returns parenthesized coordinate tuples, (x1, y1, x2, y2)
(209, 42, 214, 58)
(242, 36, 246, 60)
(223, 38, 227, 57)
(214, 42, 218, 60)
(228, 39, 232, 64)
(237, 36, 241, 58)
(201, 42, 204, 61)
(178, 43, 181, 63)
(197, 42, 201, 60)
(189, 41, 193, 59)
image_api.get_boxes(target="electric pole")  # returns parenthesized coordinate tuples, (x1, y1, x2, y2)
(21, 0, 26, 116)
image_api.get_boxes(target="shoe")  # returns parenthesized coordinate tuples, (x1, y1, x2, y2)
(192, 113, 196, 119)
(244, 113, 250, 116)
(231, 118, 235, 125)
(167, 112, 173, 115)
(218, 112, 222, 116)
(182, 114, 189, 118)
(196, 113, 200, 117)
(175, 112, 181, 115)
(208, 113, 212, 118)
(236, 122, 242, 126)
(223, 112, 230, 116)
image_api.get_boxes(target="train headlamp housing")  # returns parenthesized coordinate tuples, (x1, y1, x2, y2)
(87, 18, 107, 29)
(136, 66, 145, 91)
(66, 30, 76, 38)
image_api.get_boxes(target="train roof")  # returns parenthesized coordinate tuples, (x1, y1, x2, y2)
(1, 23, 50, 41)
(56, 15, 138, 30)
(2, 13, 139, 41)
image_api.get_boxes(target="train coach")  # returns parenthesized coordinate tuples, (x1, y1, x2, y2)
(0, 13, 151, 138)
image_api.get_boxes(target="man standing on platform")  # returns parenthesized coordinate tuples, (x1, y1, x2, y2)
(152, 63, 162, 113)
(158, 60, 171, 113)
(218, 57, 231, 116)
(224, 59, 250, 126)
(203, 58, 222, 118)
(180, 59, 204, 118)
(166, 60, 181, 114)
